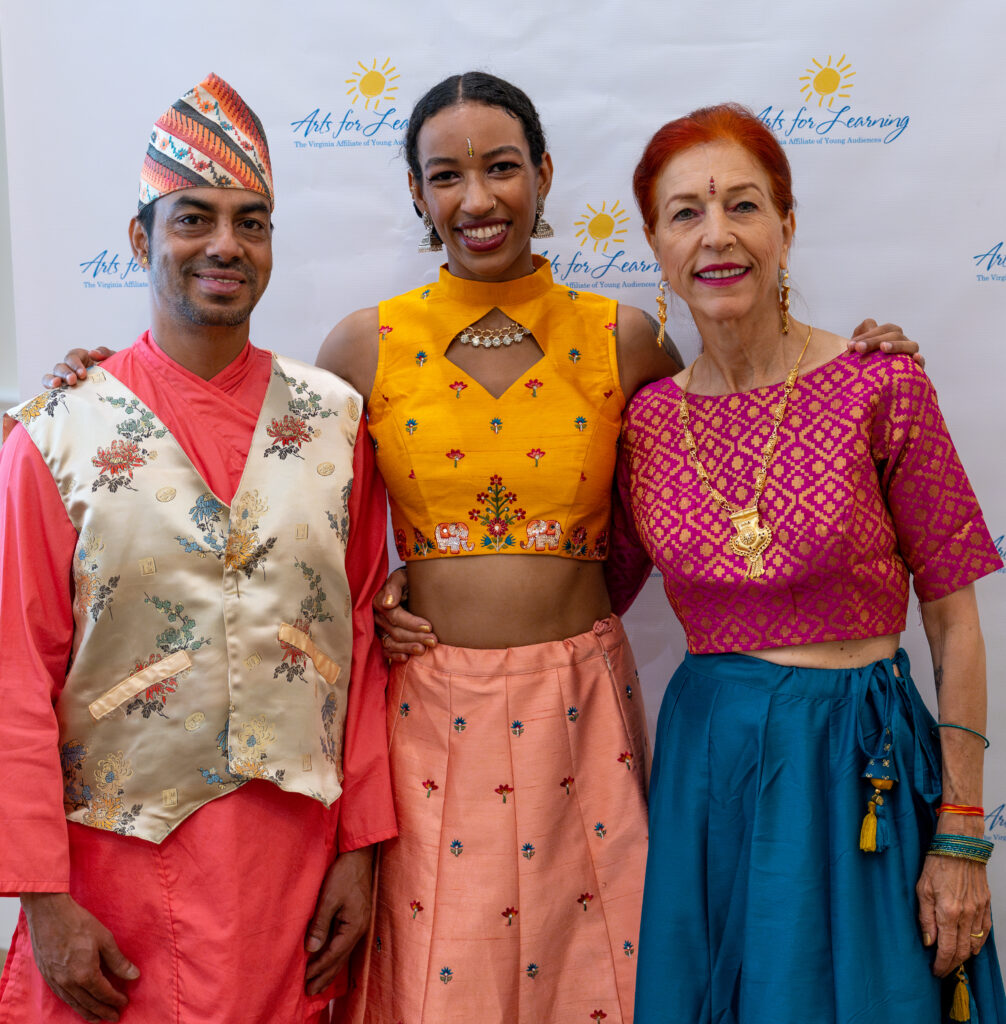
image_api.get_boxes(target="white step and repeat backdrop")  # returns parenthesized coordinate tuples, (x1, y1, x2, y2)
(2, 0, 1004, 941)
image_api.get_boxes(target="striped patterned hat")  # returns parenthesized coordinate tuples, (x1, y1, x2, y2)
(139, 73, 274, 210)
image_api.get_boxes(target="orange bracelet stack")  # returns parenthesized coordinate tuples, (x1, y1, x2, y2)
(936, 804, 985, 817)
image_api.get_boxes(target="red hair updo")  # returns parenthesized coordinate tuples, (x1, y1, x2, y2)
(633, 103, 794, 230)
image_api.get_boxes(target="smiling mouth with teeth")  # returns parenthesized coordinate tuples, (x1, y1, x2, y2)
(461, 224, 506, 240)
(696, 267, 747, 280)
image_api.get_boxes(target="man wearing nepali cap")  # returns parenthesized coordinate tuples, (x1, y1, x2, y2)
(0, 74, 396, 1023)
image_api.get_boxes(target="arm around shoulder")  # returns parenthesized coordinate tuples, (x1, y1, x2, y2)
(316, 307, 380, 405)
(615, 304, 683, 402)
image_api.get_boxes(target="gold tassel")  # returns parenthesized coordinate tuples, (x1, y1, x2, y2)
(859, 779, 894, 853)
(950, 966, 971, 1022)
(859, 798, 878, 852)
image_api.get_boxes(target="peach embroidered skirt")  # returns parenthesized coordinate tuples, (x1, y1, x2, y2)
(347, 617, 649, 1023)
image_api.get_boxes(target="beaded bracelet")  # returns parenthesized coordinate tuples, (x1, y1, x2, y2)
(937, 804, 985, 817)
(934, 722, 990, 749)
(928, 834, 994, 864)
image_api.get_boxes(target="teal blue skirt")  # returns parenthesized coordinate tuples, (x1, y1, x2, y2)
(635, 650, 1006, 1023)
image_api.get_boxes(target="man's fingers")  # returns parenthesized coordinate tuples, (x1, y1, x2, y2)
(58, 979, 122, 1022)
(305, 900, 338, 954)
(305, 931, 356, 994)
(99, 935, 139, 982)
(49, 982, 106, 1023)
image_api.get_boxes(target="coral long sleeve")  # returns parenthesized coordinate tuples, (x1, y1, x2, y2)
(0, 426, 77, 894)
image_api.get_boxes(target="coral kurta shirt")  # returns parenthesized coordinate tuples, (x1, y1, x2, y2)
(0, 332, 396, 1022)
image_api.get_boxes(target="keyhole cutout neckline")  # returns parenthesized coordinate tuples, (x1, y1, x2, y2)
(444, 308, 545, 399)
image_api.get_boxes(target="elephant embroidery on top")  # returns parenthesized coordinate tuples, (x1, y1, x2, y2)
(521, 519, 563, 551)
(435, 522, 475, 554)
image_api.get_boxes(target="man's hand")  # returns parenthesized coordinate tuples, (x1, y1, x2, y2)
(304, 846, 375, 996)
(20, 892, 139, 1022)
(847, 319, 925, 369)
(42, 347, 115, 389)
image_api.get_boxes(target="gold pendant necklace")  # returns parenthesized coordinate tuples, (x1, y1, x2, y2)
(677, 325, 813, 580)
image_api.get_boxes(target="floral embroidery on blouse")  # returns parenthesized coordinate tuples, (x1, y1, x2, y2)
(468, 475, 527, 551)
(524, 378, 543, 397)
(413, 528, 436, 556)
(568, 348, 581, 363)
(450, 838, 464, 857)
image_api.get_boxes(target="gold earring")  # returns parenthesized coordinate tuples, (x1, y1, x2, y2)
(655, 279, 668, 349)
(530, 195, 554, 239)
(779, 268, 790, 334)
(141, 254, 149, 266)
(418, 212, 443, 253)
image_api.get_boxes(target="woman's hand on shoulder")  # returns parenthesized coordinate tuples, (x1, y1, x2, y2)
(847, 319, 925, 369)
(42, 347, 116, 389)
(316, 307, 380, 404)
(372, 567, 438, 663)
(615, 304, 684, 400)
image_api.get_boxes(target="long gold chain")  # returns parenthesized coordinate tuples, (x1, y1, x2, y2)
(677, 325, 813, 579)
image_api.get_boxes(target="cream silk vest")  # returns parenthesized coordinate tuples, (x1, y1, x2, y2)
(11, 356, 361, 842)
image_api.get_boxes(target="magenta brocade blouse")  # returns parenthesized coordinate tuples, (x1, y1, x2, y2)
(610, 351, 1001, 654)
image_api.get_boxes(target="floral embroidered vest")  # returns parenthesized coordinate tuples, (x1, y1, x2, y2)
(10, 356, 360, 842)
(369, 257, 624, 562)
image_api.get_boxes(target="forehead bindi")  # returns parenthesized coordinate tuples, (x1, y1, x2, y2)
(419, 103, 529, 165)
(659, 143, 772, 204)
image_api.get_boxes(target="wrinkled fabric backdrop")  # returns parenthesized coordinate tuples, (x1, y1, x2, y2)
(1, 0, 1004, 938)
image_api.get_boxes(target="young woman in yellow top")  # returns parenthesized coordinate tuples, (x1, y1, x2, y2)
(47, 72, 919, 1024)
(318, 73, 918, 1024)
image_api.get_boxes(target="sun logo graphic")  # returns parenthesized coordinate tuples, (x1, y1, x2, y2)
(574, 201, 630, 255)
(799, 55, 855, 109)
(345, 59, 400, 112)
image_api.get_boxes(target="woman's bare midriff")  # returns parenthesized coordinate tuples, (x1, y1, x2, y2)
(747, 633, 901, 670)
(408, 555, 612, 649)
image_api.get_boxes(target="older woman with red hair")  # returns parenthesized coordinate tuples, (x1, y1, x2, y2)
(613, 103, 1005, 1022)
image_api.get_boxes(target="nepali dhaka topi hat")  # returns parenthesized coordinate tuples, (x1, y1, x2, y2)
(139, 72, 274, 210)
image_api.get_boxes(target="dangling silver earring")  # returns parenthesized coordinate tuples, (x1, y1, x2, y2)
(418, 212, 443, 253)
(531, 195, 554, 239)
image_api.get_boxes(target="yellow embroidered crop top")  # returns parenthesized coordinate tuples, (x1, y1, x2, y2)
(369, 257, 624, 561)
